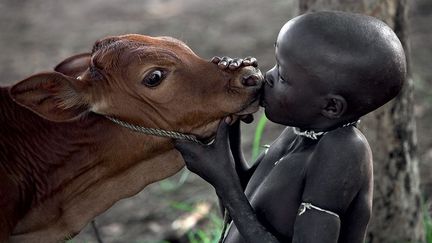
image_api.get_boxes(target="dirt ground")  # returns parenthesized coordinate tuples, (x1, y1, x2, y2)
(0, 0, 430, 242)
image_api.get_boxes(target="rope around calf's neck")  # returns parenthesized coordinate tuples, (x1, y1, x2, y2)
(105, 115, 203, 143)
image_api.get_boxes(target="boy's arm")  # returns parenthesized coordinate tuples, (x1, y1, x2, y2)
(228, 120, 264, 189)
(217, 175, 280, 243)
(292, 129, 372, 243)
(217, 120, 261, 215)
(174, 121, 280, 243)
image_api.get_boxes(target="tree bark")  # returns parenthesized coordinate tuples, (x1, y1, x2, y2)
(298, 1, 424, 243)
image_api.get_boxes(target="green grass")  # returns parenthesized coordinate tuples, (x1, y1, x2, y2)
(423, 201, 432, 243)
(251, 113, 268, 160)
(171, 201, 224, 243)
(158, 169, 191, 192)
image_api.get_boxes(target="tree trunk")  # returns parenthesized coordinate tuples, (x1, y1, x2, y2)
(298, 1, 424, 243)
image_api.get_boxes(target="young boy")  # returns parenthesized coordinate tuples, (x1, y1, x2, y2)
(175, 11, 406, 243)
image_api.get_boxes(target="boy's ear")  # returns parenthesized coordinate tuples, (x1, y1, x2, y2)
(9, 72, 90, 122)
(321, 94, 347, 119)
(54, 53, 91, 78)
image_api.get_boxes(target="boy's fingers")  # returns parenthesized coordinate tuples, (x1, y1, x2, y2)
(215, 120, 230, 144)
(214, 56, 257, 69)
(251, 57, 258, 67)
(174, 139, 200, 152)
(243, 57, 252, 66)
(221, 56, 232, 62)
(240, 114, 254, 123)
(218, 61, 228, 69)
(219, 56, 234, 69)
(243, 56, 258, 67)
(228, 120, 241, 139)
(218, 57, 230, 69)
(224, 116, 233, 124)
(228, 120, 242, 151)
(211, 56, 221, 64)
(229, 58, 243, 70)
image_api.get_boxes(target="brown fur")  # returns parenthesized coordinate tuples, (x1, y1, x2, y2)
(0, 34, 261, 242)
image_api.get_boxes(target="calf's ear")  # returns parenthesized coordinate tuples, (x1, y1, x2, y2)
(9, 72, 90, 122)
(54, 53, 91, 78)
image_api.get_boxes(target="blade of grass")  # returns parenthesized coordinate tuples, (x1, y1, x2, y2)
(252, 113, 268, 160)
(170, 201, 194, 212)
(423, 202, 432, 243)
(196, 229, 211, 243)
(187, 231, 199, 243)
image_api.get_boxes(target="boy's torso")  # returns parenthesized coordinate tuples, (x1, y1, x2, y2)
(223, 127, 372, 243)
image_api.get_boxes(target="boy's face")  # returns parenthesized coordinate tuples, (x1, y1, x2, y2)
(261, 22, 325, 128)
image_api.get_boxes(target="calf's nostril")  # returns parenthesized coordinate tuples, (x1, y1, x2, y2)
(242, 74, 262, 87)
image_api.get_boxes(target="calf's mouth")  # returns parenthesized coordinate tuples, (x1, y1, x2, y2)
(226, 98, 260, 126)
(192, 96, 261, 145)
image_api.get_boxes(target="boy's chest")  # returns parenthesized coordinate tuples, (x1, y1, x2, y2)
(246, 150, 308, 194)
(243, 147, 312, 237)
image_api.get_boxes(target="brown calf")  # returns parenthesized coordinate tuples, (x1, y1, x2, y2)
(0, 34, 262, 242)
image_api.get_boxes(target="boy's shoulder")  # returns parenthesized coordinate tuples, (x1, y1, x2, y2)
(270, 126, 372, 168)
(308, 126, 372, 175)
(302, 126, 373, 214)
(311, 126, 372, 178)
(314, 126, 371, 162)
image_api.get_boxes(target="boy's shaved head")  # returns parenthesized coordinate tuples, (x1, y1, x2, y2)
(278, 11, 406, 118)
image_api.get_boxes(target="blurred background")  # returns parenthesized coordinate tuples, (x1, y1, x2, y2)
(0, 0, 430, 242)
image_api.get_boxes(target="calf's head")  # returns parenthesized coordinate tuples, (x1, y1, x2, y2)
(10, 34, 262, 141)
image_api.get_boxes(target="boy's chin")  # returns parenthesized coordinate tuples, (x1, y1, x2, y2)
(263, 109, 276, 122)
(260, 97, 284, 124)
(263, 108, 289, 126)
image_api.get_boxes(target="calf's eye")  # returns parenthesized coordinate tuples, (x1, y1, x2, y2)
(142, 69, 166, 87)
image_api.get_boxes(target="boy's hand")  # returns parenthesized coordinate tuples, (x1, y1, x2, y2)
(211, 56, 258, 70)
(211, 56, 257, 125)
(174, 120, 239, 191)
